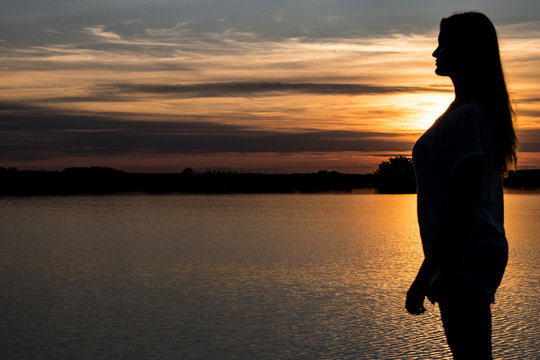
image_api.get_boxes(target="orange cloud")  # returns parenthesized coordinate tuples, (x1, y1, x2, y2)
(1, 27, 539, 171)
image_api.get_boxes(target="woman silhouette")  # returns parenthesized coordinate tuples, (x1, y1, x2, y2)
(406, 12, 517, 359)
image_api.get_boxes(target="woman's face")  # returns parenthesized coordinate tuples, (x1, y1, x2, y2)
(432, 31, 455, 76)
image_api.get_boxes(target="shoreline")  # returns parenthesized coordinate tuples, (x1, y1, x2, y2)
(1, 167, 538, 196)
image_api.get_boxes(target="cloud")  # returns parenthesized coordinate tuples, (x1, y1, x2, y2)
(93, 82, 444, 99)
(518, 128, 540, 152)
(36, 81, 447, 105)
(518, 109, 540, 118)
(0, 102, 416, 161)
(144, 22, 192, 38)
(85, 25, 122, 41)
(80, 22, 267, 51)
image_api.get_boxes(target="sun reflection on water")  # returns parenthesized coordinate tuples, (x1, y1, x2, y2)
(0, 193, 537, 359)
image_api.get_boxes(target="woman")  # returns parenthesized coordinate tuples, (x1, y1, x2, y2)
(406, 12, 517, 359)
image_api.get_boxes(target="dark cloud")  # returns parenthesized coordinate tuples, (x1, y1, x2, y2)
(515, 97, 540, 104)
(0, 102, 416, 161)
(44, 82, 443, 103)
(516, 109, 540, 118)
(2, 0, 539, 48)
(518, 128, 540, 152)
(37, 82, 447, 104)
(116, 82, 440, 96)
(1, 58, 193, 72)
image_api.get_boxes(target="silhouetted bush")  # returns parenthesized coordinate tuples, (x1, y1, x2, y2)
(375, 156, 417, 193)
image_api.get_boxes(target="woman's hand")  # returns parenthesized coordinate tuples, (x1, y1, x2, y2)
(406, 257, 432, 315)
(406, 282, 427, 315)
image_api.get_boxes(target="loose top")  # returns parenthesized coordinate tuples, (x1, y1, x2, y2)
(412, 102, 508, 301)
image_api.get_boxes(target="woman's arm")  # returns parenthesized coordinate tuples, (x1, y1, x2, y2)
(406, 154, 484, 314)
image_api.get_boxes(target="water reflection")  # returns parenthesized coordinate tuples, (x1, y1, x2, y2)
(0, 194, 537, 359)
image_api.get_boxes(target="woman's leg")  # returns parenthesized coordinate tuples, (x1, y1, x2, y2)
(437, 280, 493, 359)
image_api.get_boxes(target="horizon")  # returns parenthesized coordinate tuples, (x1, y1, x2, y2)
(1, 1, 540, 173)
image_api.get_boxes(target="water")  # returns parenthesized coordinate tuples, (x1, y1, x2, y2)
(0, 194, 538, 359)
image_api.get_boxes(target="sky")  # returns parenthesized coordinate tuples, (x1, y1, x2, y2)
(1, 0, 540, 173)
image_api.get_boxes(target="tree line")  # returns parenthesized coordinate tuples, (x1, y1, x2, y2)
(0, 157, 538, 195)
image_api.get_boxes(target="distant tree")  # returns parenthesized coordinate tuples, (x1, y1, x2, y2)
(315, 170, 339, 176)
(180, 167, 194, 176)
(0, 167, 19, 174)
(504, 169, 540, 188)
(61, 166, 124, 175)
(375, 156, 416, 193)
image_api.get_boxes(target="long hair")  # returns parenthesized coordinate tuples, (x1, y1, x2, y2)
(440, 12, 517, 172)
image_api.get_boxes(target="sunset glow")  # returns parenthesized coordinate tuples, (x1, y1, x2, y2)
(1, 2, 539, 173)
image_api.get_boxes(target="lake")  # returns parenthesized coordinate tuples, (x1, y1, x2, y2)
(0, 194, 538, 359)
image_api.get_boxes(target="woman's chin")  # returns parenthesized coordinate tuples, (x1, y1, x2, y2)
(435, 67, 449, 76)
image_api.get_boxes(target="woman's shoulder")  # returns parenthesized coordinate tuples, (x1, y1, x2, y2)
(428, 102, 489, 139)
(440, 102, 488, 128)
(449, 102, 487, 118)
(432, 102, 490, 141)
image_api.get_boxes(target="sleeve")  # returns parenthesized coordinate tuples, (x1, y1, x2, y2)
(447, 104, 490, 177)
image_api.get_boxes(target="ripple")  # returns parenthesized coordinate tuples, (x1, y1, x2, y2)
(0, 194, 537, 359)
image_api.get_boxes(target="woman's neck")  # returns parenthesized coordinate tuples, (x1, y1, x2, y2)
(450, 73, 476, 104)
(451, 75, 465, 103)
